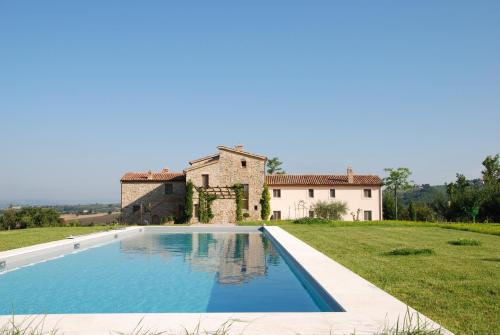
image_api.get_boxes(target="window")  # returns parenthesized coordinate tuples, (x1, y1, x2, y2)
(242, 184, 249, 210)
(364, 210, 372, 221)
(308, 189, 314, 198)
(364, 189, 372, 198)
(164, 183, 173, 194)
(309, 211, 315, 218)
(132, 205, 140, 213)
(330, 189, 336, 198)
(273, 189, 281, 198)
(241, 160, 247, 168)
(272, 211, 281, 220)
(254, 205, 258, 211)
(202, 174, 209, 188)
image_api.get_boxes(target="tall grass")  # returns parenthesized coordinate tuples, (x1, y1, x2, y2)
(1, 313, 446, 335)
(384, 248, 435, 256)
(447, 239, 481, 246)
(0, 316, 57, 335)
(375, 308, 444, 335)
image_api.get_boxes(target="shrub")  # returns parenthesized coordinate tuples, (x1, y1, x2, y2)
(0, 207, 61, 230)
(448, 239, 481, 246)
(161, 216, 176, 224)
(313, 200, 348, 220)
(385, 248, 434, 256)
(414, 204, 436, 222)
(293, 217, 331, 224)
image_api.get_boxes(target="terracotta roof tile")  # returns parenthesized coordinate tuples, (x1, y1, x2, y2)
(266, 174, 382, 186)
(121, 172, 186, 182)
(189, 154, 219, 165)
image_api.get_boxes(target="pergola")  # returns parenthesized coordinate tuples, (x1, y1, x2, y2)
(195, 186, 236, 199)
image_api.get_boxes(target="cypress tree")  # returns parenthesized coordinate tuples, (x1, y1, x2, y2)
(184, 180, 194, 222)
(260, 183, 271, 220)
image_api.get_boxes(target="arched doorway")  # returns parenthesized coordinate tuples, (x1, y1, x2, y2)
(151, 215, 160, 225)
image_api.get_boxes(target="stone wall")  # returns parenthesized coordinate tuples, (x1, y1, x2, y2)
(186, 147, 266, 223)
(121, 181, 186, 224)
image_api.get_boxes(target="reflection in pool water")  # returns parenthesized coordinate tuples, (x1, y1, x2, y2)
(120, 233, 279, 285)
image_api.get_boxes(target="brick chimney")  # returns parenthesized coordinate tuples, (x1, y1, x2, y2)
(234, 144, 244, 152)
(161, 167, 169, 173)
(147, 170, 153, 180)
(347, 165, 354, 184)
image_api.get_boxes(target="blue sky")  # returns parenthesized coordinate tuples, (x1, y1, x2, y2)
(0, 1, 499, 204)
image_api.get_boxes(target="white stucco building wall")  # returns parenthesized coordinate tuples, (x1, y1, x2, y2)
(269, 186, 382, 221)
(266, 170, 383, 221)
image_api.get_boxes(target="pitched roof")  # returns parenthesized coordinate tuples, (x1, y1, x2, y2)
(266, 174, 382, 186)
(188, 154, 219, 165)
(121, 172, 186, 182)
(217, 146, 267, 160)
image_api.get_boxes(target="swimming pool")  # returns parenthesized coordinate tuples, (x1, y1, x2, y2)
(0, 228, 342, 314)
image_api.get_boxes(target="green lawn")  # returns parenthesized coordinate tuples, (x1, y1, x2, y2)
(241, 219, 500, 236)
(0, 226, 120, 252)
(267, 223, 499, 335)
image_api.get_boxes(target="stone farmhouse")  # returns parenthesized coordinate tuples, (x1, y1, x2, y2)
(120, 145, 383, 224)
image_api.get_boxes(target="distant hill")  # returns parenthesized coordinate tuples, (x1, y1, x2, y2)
(398, 184, 447, 205)
(0, 202, 120, 214)
(50, 203, 121, 214)
(0, 199, 61, 209)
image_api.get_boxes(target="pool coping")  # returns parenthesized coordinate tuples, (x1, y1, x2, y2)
(0, 225, 452, 335)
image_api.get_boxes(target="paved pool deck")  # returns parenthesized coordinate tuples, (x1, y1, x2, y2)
(0, 225, 452, 335)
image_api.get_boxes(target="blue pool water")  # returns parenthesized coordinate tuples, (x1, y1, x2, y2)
(0, 232, 341, 314)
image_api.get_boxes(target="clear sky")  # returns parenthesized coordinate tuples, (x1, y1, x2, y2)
(1, 1, 499, 204)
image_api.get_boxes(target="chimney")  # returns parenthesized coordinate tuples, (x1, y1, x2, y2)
(147, 170, 153, 180)
(161, 167, 169, 173)
(234, 144, 244, 152)
(347, 166, 354, 184)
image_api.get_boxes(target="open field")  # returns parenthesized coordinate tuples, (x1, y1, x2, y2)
(254, 222, 498, 335)
(60, 212, 121, 226)
(0, 226, 121, 252)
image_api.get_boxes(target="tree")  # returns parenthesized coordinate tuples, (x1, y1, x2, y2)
(260, 183, 271, 220)
(383, 167, 413, 220)
(430, 192, 449, 221)
(446, 174, 483, 222)
(382, 192, 397, 220)
(408, 201, 416, 221)
(267, 157, 285, 175)
(480, 155, 500, 222)
(482, 154, 500, 185)
(184, 180, 194, 222)
(0, 207, 60, 230)
(0, 208, 17, 230)
(414, 203, 435, 222)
